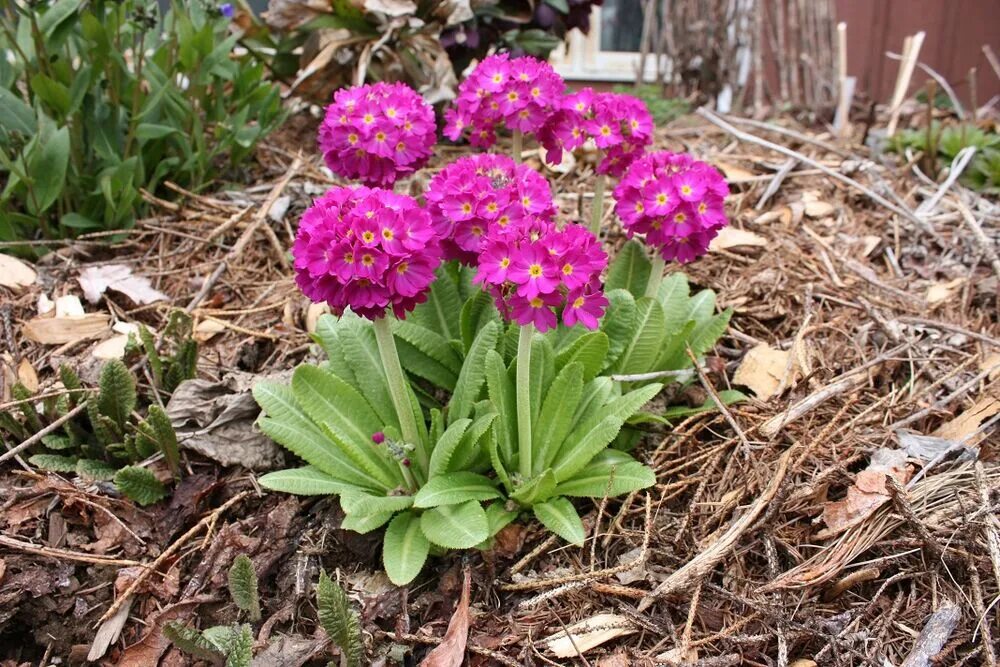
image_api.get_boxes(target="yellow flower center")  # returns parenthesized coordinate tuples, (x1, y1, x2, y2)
(529, 297, 543, 308)
(375, 131, 386, 142)
(600, 126, 611, 136)
(492, 73, 503, 84)
(361, 231, 375, 243)
(343, 251, 354, 263)
(499, 257, 510, 268)
(396, 262, 408, 274)
(382, 228, 394, 240)
(674, 213, 687, 223)
(461, 203, 473, 214)
(361, 254, 375, 266)
(573, 296, 585, 308)
(498, 215, 510, 226)
(531, 87, 540, 98)
(562, 263, 573, 275)
(507, 92, 519, 102)
(698, 202, 707, 214)
(386, 108, 397, 118)
(529, 264, 542, 278)
(681, 185, 692, 196)
(635, 202, 645, 213)
(348, 133, 359, 145)
(656, 193, 668, 205)
(363, 113, 374, 124)
(471, 225, 483, 237)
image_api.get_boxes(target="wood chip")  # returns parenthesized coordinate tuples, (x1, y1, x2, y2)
(22, 314, 110, 345)
(925, 278, 965, 305)
(0, 254, 37, 288)
(933, 390, 1000, 446)
(804, 200, 836, 218)
(193, 319, 226, 342)
(544, 614, 637, 658)
(709, 227, 768, 251)
(732, 344, 800, 400)
(714, 160, 756, 183)
(16, 359, 39, 392)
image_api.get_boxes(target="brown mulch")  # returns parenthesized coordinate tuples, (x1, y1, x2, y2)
(1, 106, 998, 666)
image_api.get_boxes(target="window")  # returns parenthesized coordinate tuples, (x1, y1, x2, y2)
(550, 3, 663, 82)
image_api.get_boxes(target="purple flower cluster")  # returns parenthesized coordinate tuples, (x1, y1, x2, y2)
(318, 82, 435, 188)
(474, 217, 608, 332)
(443, 54, 565, 148)
(424, 154, 557, 264)
(293, 186, 443, 320)
(613, 151, 729, 264)
(539, 90, 654, 177)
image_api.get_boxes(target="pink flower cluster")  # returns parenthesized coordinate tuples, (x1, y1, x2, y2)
(444, 54, 565, 148)
(293, 186, 442, 319)
(318, 82, 435, 188)
(613, 151, 729, 264)
(424, 154, 557, 264)
(539, 90, 654, 177)
(474, 217, 608, 332)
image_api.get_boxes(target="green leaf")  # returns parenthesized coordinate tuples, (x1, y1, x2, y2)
(555, 457, 656, 497)
(228, 555, 261, 621)
(448, 321, 499, 425)
(114, 466, 168, 506)
(544, 0, 570, 12)
(533, 363, 583, 474)
(224, 625, 254, 667)
(163, 622, 222, 660)
(336, 319, 397, 429)
(413, 267, 463, 339)
(393, 320, 462, 374)
(656, 272, 691, 333)
(533, 497, 585, 545)
(419, 500, 489, 549)
(614, 297, 665, 374)
(25, 125, 70, 214)
(605, 240, 651, 295)
(340, 491, 413, 516)
(427, 418, 471, 478)
(562, 383, 662, 467)
(510, 468, 556, 506)
(460, 290, 499, 353)
(686, 288, 717, 323)
(258, 467, 358, 496)
(446, 412, 497, 473)
(146, 406, 179, 476)
(138, 326, 163, 388)
(600, 289, 637, 370)
(291, 366, 397, 488)
(383, 511, 430, 585)
(341, 511, 394, 534)
(30, 74, 72, 115)
(41, 434, 74, 450)
(413, 472, 502, 508)
(554, 332, 608, 383)
(0, 88, 35, 136)
(658, 389, 748, 420)
(136, 123, 180, 141)
(96, 359, 136, 431)
(29, 454, 79, 472)
(76, 458, 118, 481)
(38, 0, 82, 38)
(552, 416, 626, 483)
(317, 571, 363, 667)
(504, 28, 563, 57)
(483, 502, 519, 539)
(253, 381, 387, 491)
(485, 350, 516, 464)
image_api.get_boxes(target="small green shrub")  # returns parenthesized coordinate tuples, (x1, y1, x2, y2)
(889, 121, 1000, 193)
(613, 85, 690, 126)
(0, 0, 284, 241)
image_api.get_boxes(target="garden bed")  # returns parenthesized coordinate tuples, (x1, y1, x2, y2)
(1, 107, 998, 666)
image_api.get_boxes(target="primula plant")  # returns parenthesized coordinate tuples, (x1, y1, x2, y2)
(256, 58, 735, 583)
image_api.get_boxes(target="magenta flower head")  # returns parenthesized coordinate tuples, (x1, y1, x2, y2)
(424, 154, 557, 263)
(474, 216, 608, 333)
(317, 82, 435, 188)
(293, 186, 443, 319)
(539, 90, 654, 177)
(612, 151, 730, 264)
(443, 53, 565, 148)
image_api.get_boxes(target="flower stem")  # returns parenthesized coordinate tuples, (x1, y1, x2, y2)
(589, 173, 606, 235)
(645, 255, 666, 298)
(516, 323, 534, 479)
(372, 316, 426, 476)
(512, 129, 523, 164)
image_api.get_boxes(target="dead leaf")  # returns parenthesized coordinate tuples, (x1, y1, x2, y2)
(116, 597, 213, 665)
(933, 391, 1000, 447)
(544, 613, 638, 658)
(818, 448, 913, 539)
(363, 0, 416, 15)
(655, 645, 698, 665)
(87, 596, 133, 662)
(597, 650, 633, 667)
(16, 359, 38, 392)
(860, 236, 882, 257)
(419, 568, 470, 667)
(896, 430, 977, 462)
(0, 254, 37, 288)
(264, 0, 331, 31)
(78, 264, 168, 305)
(305, 302, 330, 334)
(981, 352, 1000, 381)
(754, 208, 786, 224)
(709, 227, 767, 251)
(789, 661, 818, 667)
(166, 371, 287, 469)
(22, 313, 110, 345)
(804, 200, 836, 218)
(55, 294, 85, 317)
(925, 278, 965, 305)
(193, 319, 226, 342)
(732, 344, 799, 401)
(713, 160, 756, 183)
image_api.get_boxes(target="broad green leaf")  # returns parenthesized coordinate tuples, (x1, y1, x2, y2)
(163, 622, 222, 660)
(533, 363, 583, 474)
(605, 239, 651, 295)
(460, 290, 499, 353)
(487, 425, 512, 492)
(419, 500, 489, 549)
(394, 335, 458, 391)
(683, 309, 733, 363)
(657, 272, 691, 334)
(413, 472, 502, 508)
(38, 0, 82, 37)
(383, 511, 430, 585)
(28, 454, 78, 472)
(258, 467, 359, 496)
(652, 319, 696, 372)
(25, 125, 70, 214)
(0, 88, 35, 135)
(146, 406, 179, 477)
(341, 511, 393, 534)
(312, 314, 358, 387)
(555, 459, 656, 497)
(484, 502, 519, 539)
(570, 378, 616, 435)
(510, 468, 556, 506)
(552, 416, 627, 483)
(253, 381, 386, 491)
(658, 389, 748, 420)
(427, 418, 471, 478)
(533, 497, 585, 545)
(600, 289, 637, 370)
(340, 491, 413, 516)
(225, 625, 254, 667)
(686, 288, 716, 323)
(136, 123, 180, 141)
(485, 350, 517, 463)
(228, 555, 261, 621)
(614, 297, 665, 374)
(292, 366, 397, 488)
(448, 321, 499, 425)
(336, 320, 397, 430)
(76, 458, 117, 481)
(447, 412, 497, 473)
(565, 383, 661, 457)
(554, 331, 608, 383)
(95, 359, 136, 431)
(114, 466, 167, 506)
(394, 320, 463, 374)
(317, 571, 363, 667)
(30, 74, 72, 115)
(412, 267, 463, 339)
